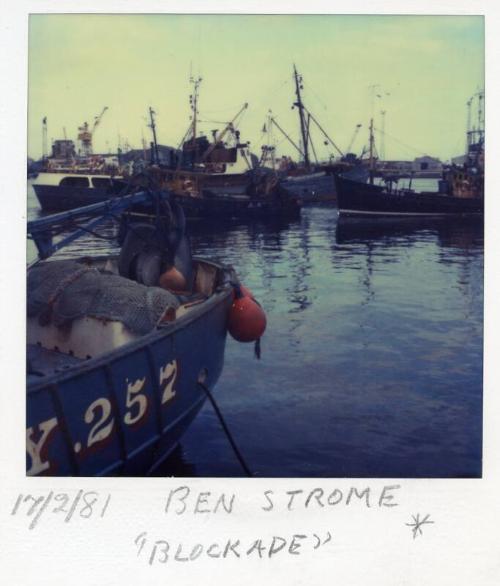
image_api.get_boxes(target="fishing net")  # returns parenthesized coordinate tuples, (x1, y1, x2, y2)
(27, 259, 180, 335)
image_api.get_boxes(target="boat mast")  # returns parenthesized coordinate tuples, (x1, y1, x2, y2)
(269, 110, 276, 169)
(148, 107, 159, 165)
(466, 90, 485, 162)
(369, 118, 375, 184)
(141, 130, 147, 161)
(189, 75, 202, 147)
(466, 97, 472, 154)
(477, 91, 483, 138)
(293, 65, 310, 169)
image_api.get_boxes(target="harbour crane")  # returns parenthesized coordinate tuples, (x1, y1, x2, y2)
(77, 106, 109, 156)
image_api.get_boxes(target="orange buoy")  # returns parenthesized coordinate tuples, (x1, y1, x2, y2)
(228, 285, 267, 343)
(159, 266, 187, 293)
(236, 284, 253, 299)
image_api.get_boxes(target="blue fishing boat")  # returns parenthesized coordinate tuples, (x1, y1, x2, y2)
(26, 191, 264, 476)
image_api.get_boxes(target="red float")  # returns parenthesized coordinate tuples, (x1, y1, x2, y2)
(159, 266, 188, 293)
(228, 284, 267, 343)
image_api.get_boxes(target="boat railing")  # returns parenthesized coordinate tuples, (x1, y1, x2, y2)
(27, 190, 175, 261)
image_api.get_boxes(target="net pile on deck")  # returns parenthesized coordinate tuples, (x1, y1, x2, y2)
(27, 259, 180, 335)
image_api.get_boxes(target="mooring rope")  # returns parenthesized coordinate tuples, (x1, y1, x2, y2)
(197, 381, 252, 477)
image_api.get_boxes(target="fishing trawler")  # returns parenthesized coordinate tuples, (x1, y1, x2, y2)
(134, 82, 302, 220)
(27, 191, 266, 476)
(261, 66, 368, 203)
(335, 93, 484, 217)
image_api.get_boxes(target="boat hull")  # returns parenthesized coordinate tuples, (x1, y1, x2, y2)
(26, 282, 233, 477)
(282, 172, 336, 203)
(32, 182, 127, 212)
(175, 191, 302, 220)
(283, 165, 369, 204)
(335, 175, 484, 217)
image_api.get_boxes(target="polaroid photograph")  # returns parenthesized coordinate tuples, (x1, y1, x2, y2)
(2, 2, 499, 585)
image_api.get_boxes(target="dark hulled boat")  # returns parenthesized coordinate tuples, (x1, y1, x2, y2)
(335, 92, 484, 218)
(132, 159, 302, 221)
(32, 172, 128, 212)
(129, 95, 302, 220)
(335, 173, 484, 217)
(175, 187, 302, 220)
(282, 161, 369, 203)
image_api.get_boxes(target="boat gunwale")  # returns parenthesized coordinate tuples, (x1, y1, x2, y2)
(27, 255, 233, 394)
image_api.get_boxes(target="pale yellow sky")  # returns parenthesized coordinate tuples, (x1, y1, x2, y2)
(28, 14, 484, 162)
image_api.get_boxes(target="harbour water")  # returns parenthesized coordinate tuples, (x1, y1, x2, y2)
(27, 182, 483, 478)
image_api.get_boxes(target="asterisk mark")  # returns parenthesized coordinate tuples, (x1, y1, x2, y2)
(406, 513, 434, 539)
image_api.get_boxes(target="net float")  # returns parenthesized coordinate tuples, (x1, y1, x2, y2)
(228, 283, 267, 343)
(159, 265, 187, 293)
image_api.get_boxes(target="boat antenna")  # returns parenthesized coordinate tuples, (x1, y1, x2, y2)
(293, 64, 310, 168)
(148, 106, 159, 165)
(369, 117, 375, 184)
(42, 116, 48, 161)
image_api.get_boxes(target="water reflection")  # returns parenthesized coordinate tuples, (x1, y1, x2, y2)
(27, 182, 483, 478)
(336, 215, 483, 248)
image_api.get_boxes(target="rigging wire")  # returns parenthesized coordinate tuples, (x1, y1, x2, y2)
(199, 105, 246, 114)
(197, 118, 240, 125)
(303, 80, 329, 112)
(250, 78, 290, 113)
(374, 127, 430, 158)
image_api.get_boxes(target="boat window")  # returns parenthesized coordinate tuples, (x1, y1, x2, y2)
(59, 176, 90, 188)
(91, 177, 112, 188)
